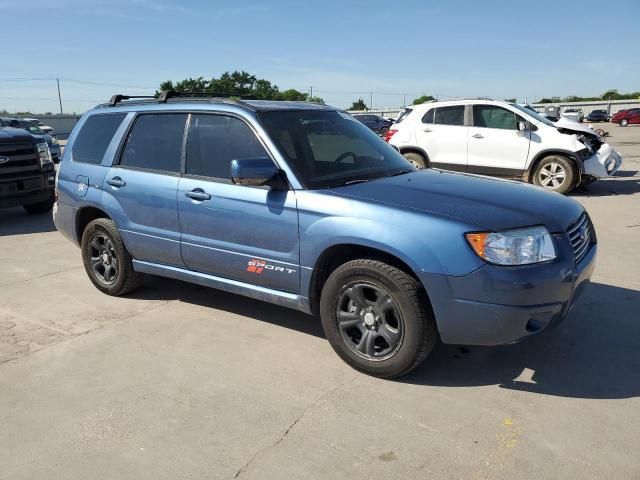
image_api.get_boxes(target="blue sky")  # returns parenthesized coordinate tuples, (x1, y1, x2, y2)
(1, 0, 638, 113)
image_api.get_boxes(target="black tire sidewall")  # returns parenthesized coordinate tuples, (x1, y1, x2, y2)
(532, 155, 576, 194)
(320, 262, 428, 377)
(81, 219, 130, 295)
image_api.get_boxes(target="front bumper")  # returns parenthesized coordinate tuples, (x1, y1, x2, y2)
(0, 170, 56, 209)
(420, 235, 596, 345)
(583, 143, 623, 179)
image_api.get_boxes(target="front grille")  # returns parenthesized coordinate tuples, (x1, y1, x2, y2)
(0, 142, 39, 173)
(567, 212, 594, 264)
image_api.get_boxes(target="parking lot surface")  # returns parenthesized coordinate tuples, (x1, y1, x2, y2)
(1, 125, 639, 479)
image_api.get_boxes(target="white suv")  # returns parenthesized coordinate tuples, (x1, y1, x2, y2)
(385, 99, 622, 194)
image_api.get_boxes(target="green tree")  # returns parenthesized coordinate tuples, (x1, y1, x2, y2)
(348, 98, 368, 111)
(412, 95, 435, 105)
(278, 88, 309, 101)
(307, 96, 325, 104)
(504, 98, 517, 103)
(158, 71, 324, 103)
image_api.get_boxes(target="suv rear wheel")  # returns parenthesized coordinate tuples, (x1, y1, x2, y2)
(402, 152, 427, 169)
(81, 218, 144, 296)
(532, 155, 577, 194)
(319, 259, 437, 378)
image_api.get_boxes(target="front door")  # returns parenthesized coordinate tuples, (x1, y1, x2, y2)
(467, 104, 530, 177)
(178, 113, 300, 293)
(103, 113, 187, 267)
(415, 105, 468, 171)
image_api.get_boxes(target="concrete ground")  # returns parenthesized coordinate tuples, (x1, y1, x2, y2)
(1, 125, 639, 480)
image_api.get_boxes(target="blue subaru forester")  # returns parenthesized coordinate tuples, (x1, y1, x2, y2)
(54, 93, 596, 378)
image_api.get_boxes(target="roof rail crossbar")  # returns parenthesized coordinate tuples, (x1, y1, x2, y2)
(108, 94, 156, 106)
(106, 91, 258, 108)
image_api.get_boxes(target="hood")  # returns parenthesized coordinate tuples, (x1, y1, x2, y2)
(327, 169, 583, 232)
(0, 127, 35, 143)
(554, 117, 598, 135)
(553, 116, 603, 150)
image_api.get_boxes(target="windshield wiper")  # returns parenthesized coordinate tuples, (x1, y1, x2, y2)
(388, 169, 414, 177)
(344, 179, 370, 185)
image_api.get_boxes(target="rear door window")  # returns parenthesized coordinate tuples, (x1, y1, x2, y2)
(120, 114, 187, 173)
(73, 114, 127, 164)
(185, 114, 269, 180)
(434, 106, 465, 126)
(473, 105, 517, 130)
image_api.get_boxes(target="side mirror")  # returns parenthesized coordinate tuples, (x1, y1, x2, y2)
(230, 157, 286, 189)
(517, 121, 527, 132)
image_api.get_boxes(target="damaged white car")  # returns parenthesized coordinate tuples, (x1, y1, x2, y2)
(386, 99, 623, 194)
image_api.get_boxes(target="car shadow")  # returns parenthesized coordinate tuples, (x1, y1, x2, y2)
(0, 208, 56, 236)
(403, 282, 640, 399)
(129, 276, 325, 339)
(132, 277, 638, 399)
(572, 175, 640, 197)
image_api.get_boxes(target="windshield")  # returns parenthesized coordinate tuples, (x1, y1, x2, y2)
(259, 110, 414, 189)
(19, 123, 45, 135)
(511, 103, 556, 127)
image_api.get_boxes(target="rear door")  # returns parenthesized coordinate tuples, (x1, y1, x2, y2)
(630, 108, 640, 124)
(467, 104, 530, 177)
(103, 113, 187, 267)
(414, 105, 468, 171)
(178, 113, 300, 293)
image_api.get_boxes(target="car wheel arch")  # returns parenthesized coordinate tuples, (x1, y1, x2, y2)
(308, 243, 431, 317)
(524, 150, 582, 184)
(75, 206, 113, 244)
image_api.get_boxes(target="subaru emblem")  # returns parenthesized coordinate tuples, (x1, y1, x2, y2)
(0, 156, 9, 164)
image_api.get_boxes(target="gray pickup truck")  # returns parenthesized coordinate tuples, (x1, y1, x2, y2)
(0, 127, 56, 214)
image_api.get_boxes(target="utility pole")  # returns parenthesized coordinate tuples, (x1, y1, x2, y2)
(56, 78, 63, 114)
(310, 86, 313, 100)
(403, 93, 406, 107)
(369, 91, 373, 110)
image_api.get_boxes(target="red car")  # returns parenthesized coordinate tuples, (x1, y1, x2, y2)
(611, 108, 640, 127)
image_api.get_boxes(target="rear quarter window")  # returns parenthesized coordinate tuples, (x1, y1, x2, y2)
(72, 113, 126, 164)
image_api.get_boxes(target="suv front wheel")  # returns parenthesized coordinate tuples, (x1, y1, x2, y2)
(532, 155, 577, 194)
(81, 218, 144, 296)
(320, 259, 437, 378)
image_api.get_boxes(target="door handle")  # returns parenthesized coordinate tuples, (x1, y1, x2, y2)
(185, 188, 211, 201)
(107, 176, 126, 187)
(423, 128, 432, 133)
(471, 133, 484, 139)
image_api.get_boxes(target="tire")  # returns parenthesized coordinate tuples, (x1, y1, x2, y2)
(403, 152, 427, 169)
(619, 119, 629, 127)
(81, 218, 144, 296)
(532, 155, 577, 194)
(379, 126, 389, 136)
(319, 259, 438, 378)
(23, 190, 54, 214)
(580, 175, 597, 186)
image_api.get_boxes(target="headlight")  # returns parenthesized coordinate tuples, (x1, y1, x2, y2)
(466, 226, 556, 265)
(37, 142, 53, 167)
(51, 136, 59, 145)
